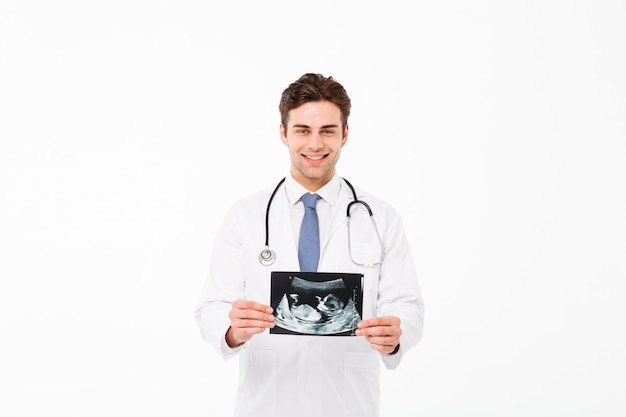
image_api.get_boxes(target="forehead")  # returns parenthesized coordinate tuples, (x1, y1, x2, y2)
(286, 101, 342, 127)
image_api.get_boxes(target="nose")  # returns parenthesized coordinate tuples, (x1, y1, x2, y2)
(307, 132, 323, 150)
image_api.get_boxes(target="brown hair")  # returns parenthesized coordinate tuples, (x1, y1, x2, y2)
(279, 73, 352, 130)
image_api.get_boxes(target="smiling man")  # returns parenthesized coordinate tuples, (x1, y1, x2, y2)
(280, 100, 347, 190)
(195, 73, 424, 417)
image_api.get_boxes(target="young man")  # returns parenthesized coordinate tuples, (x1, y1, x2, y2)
(195, 73, 424, 417)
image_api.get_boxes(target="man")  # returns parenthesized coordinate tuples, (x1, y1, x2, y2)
(195, 73, 424, 417)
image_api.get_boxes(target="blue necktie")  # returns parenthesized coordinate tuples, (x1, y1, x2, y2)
(298, 193, 321, 272)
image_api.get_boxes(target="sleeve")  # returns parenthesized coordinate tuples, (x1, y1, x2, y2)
(193, 203, 246, 360)
(377, 209, 425, 370)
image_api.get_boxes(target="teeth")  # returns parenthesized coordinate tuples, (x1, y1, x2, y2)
(306, 155, 324, 160)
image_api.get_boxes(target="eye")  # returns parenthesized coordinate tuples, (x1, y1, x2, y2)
(321, 129, 335, 135)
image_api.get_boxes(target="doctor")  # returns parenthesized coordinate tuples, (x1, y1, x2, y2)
(195, 73, 424, 417)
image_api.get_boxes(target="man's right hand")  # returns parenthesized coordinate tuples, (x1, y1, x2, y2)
(225, 300, 275, 348)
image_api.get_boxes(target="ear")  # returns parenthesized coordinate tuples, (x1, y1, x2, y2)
(341, 124, 349, 147)
(280, 123, 288, 145)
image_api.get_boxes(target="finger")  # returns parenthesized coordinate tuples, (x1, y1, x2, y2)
(358, 316, 400, 329)
(367, 341, 399, 354)
(355, 325, 401, 338)
(234, 324, 272, 337)
(230, 300, 275, 323)
(364, 333, 400, 354)
(231, 317, 275, 329)
(367, 342, 389, 353)
(232, 299, 273, 314)
(230, 307, 275, 322)
(365, 335, 399, 348)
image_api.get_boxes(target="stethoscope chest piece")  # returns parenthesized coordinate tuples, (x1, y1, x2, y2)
(259, 248, 276, 266)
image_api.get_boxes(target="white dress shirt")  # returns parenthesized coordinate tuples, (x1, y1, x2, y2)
(284, 174, 342, 248)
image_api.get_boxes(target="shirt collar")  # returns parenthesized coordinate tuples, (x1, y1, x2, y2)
(285, 174, 342, 206)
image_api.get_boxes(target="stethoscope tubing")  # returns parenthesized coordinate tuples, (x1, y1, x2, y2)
(264, 177, 286, 247)
(260, 177, 383, 267)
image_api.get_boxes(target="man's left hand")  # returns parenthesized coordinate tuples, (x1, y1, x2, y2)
(355, 316, 401, 354)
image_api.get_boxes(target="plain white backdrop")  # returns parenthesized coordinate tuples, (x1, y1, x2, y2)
(1, 1, 625, 416)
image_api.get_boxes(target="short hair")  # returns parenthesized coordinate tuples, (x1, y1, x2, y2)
(279, 73, 351, 131)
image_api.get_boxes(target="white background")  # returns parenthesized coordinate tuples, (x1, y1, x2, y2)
(1, 1, 625, 416)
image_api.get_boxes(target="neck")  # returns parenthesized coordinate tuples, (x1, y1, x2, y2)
(291, 172, 333, 192)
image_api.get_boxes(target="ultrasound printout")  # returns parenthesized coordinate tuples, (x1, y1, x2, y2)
(270, 272, 364, 336)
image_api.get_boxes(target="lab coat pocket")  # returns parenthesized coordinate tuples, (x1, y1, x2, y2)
(350, 242, 384, 268)
(343, 351, 380, 414)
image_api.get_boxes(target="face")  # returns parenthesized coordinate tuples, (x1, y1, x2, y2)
(280, 101, 348, 191)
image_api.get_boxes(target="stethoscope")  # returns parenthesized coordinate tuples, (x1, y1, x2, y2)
(258, 177, 385, 267)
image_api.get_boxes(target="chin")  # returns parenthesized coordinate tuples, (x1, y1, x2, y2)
(295, 170, 329, 185)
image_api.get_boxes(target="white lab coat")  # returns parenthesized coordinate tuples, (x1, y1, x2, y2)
(195, 178, 424, 417)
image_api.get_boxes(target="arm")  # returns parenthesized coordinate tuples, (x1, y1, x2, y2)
(194, 202, 266, 358)
(363, 209, 425, 368)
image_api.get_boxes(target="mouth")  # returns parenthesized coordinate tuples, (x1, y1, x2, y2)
(303, 154, 327, 161)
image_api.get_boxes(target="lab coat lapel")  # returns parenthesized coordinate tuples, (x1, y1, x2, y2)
(321, 182, 352, 257)
(270, 188, 300, 271)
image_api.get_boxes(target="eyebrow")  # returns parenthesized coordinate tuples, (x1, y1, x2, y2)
(291, 124, 339, 129)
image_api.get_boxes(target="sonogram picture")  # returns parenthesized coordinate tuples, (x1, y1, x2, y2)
(270, 272, 364, 336)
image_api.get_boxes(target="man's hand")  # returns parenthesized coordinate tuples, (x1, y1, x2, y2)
(355, 316, 402, 354)
(225, 300, 275, 348)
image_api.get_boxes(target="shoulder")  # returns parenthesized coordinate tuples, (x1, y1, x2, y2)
(215, 182, 282, 235)
(227, 181, 284, 214)
(339, 179, 407, 234)
(343, 180, 399, 214)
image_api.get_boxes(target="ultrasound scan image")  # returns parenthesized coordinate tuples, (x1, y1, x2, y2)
(270, 272, 363, 336)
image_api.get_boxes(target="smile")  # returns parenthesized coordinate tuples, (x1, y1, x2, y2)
(303, 154, 326, 161)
